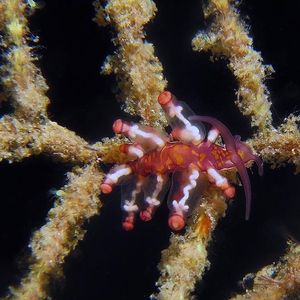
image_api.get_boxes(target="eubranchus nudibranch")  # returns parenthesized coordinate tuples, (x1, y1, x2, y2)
(101, 91, 263, 231)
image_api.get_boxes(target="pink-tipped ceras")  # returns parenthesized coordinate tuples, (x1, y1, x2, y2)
(101, 91, 263, 231)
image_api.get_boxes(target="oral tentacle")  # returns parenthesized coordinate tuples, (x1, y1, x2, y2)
(189, 116, 237, 152)
(231, 154, 252, 220)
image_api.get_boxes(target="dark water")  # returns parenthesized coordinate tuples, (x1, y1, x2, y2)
(0, 1, 299, 299)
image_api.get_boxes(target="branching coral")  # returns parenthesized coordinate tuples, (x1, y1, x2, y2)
(95, 0, 167, 128)
(156, 1, 299, 299)
(248, 115, 300, 174)
(192, 0, 274, 130)
(8, 163, 103, 299)
(0, 0, 115, 298)
(192, 0, 300, 174)
(0, 0, 299, 300)
(155, 187, 227, 299)
(230, 242, 300, 300)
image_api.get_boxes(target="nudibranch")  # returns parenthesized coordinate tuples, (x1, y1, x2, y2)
(101, 91, 263, 231)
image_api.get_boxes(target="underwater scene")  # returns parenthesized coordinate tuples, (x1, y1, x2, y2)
(0, 0, 299, 299)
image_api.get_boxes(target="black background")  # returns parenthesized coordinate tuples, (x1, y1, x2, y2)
(0, 1, 299, 299)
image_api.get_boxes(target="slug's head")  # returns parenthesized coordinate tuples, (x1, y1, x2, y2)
(234, 135, 263, 176)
